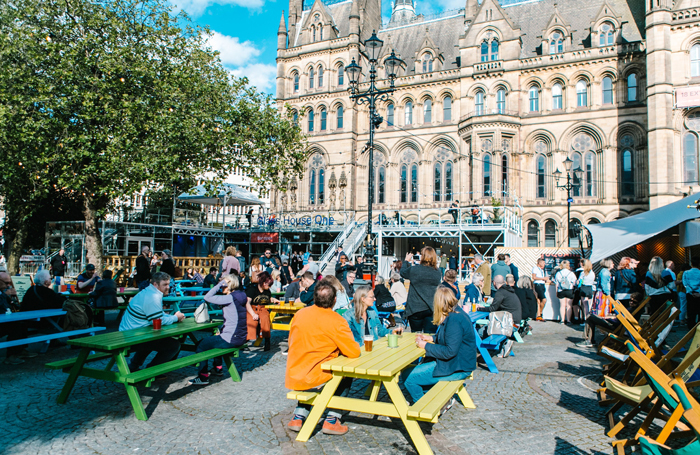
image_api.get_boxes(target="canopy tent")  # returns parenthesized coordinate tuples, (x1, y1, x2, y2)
(585, 193, 700, 263)
(177, 183, 263, 206)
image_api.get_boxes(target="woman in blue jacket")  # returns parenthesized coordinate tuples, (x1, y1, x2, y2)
(343, 285, 399, 345)
(614, 257, 637, 309)
(404, 286, 477, 405)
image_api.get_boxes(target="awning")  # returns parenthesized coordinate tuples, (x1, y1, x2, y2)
(585, 193, 700, 263)
(177, 183, 263, 206)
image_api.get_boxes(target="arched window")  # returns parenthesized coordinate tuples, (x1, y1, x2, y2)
(445, 161, 453, 201)
(602, 77, 613, 104)
(544, 220, 557, 247)
(576, 80, 588, 107)
(692, 44, 700, 78)
(318, 169, 325, 204)
(318, 66, 324, 87)
(490, 40, 499, 60)
(550, 32, 563, 54)
(684, 133, 698, 184)
(443, 96, 452, 121)
(588, 218, 601, 224)
(410, 164, 418, 202)
(309, 170, 316, 204)
(337, 105, 344, 129)
(292, 110, 298, 125)
(405, 101, 413, 125)
(527, 220, 539, 247)
(475, 91, 485, 116)
(483, 154, 491, 196)
(569, 218, 581, 247)
(433, 162, 441, 202)
(621, 149, 634, 196)
(378, 166, 385, 204)
(400, 164, 408, 203)
(529, 86, 540, 112)
(585, 152, 596, 197)
(338, 65, 344, 86)
(600, 22, 614, 46)
(552, 83, 563, 110)
(501, 155, 508, 195)
(293, 72, 299, 92)
(627, 73, 637, 102)
(312, 26, 316, 43)
(319, 25, 323, 40)
(422, 53, 433, 73)
(309, 67, 314, 89)
(308, 109, 314, 132)
(497, 89, 506, 114)
(320, 108, 327, 131)
(536, 154, 546, 198)
(571, 152, 582, 197)
(387, 103, 395, 126)
(480, 41, 489, 62)
(423, 99, 432, 123)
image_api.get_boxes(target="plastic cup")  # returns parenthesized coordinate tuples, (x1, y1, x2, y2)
(364, 335, 374, 352)
(119, 287, 125, 293)
(153, 318, 162, 330)
(387, 334, 399, 348)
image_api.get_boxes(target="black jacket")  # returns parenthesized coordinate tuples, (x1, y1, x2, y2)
(335, 263, 356, 282)
(424, 306, 477, 377)
(489, 284, 522, 323)
(135, 255, 151, 283)
(90, 278, 118, 309)
(400, 262, 442, 317)
(374, 284, 395, 312)
(513, 286, 537, 321)
(21, 285, 67, 311)
(341, 279, 355, 299)
(299, 281, 316, 306)
(160, 258, 176, 277)
(51, 255, 67, 277)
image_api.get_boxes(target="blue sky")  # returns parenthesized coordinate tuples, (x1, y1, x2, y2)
(168, 0, 459, 94)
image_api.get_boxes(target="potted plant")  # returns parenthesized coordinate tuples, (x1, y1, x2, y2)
(491, 197, 503, 223)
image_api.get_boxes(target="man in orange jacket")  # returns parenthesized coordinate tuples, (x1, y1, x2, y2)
(286, 281, 361, 435)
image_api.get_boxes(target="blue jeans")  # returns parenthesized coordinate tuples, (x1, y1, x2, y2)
(680, 292, 688, 321)
(403, 361, 470, 403)
(196, 335, 244, 375)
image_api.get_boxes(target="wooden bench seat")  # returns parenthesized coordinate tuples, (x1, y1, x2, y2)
(0, 327, 106, 350)
(481, 334, 507, 350)
(407, 376, 475, 423)
(46, 352, 114, 370)
(287, 390, 319, 404)
(124, 347, 242, 385)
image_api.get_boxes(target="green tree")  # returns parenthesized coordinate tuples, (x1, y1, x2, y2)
(0, 0, 304, 272)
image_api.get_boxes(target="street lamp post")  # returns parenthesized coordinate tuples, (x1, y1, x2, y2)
(553, 157, 584, 241)
(346, 31, 404, 268)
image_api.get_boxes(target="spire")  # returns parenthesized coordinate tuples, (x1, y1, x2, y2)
(277, 12, 288, 49)
(278, 12, 287, 34)
(389, 0, 416, 25)
(349, 0, 360, 38)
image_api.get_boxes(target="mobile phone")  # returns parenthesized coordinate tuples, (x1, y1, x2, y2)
(413, 255, 420, 261)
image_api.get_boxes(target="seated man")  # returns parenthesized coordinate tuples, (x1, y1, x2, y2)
(340, 271, 356, 299)
(90, 270, 118, 309)
(479, 275, 522, 324)
(283, 277, 301, 302)
(21, 269, 67, 311)
(286, 282, 360, 435)
(295, 272, 316, 306)
(203, 267, 218, 288)
(119, 272, 185, 372)
(76, 264, 100, 293)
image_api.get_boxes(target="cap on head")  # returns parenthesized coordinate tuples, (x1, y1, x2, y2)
(162, 249, 172, 257)
(86, 264, 96, 271)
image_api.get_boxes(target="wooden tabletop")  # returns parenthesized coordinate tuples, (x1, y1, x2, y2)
(322, 333, 424, 379)
(0, 309, 66, 323)
(67, 318, 220, 351)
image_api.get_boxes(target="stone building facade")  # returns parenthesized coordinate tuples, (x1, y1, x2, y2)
(273, 0, 700, 248)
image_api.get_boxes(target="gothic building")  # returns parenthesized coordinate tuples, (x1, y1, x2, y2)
(273, 0, 700, 248)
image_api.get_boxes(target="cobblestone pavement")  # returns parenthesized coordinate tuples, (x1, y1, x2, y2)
(1, 314, 631, 455)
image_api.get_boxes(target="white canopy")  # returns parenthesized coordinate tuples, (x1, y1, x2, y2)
(585, 193, 700, 263)
(177, 183, 263, 206)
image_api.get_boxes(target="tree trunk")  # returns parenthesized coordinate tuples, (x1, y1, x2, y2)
(82, 195, 103, 271)
(6, 222, 28, 275)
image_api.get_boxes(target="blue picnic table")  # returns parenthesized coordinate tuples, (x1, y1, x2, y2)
(468, 310, 502, 374)
(0, 309, 105, 350)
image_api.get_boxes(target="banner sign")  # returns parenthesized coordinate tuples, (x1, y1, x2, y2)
(20, 255, 45, 262)
(251, 232, 279, 243)
(12, 276, 33, 302)
(257, 215, 335, 227)
(676, 85, 700, 108)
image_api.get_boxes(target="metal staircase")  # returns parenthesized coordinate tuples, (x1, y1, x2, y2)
(320, 222, 367, 276)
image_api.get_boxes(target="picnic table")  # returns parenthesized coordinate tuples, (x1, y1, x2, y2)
(288, 334, 475, 455)
(468, 310, 507, 374)
(0, 309, 106, 350)
(47, 318, 242, 421)
(266, 303, 305, 331)
(162, 295, 222, 317)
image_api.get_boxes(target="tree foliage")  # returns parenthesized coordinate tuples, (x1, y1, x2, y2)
(0, 0, 305, 271)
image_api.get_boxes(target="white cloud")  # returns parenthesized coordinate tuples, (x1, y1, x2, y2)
(206, 31, 261, 67)
(171, 0, 264, 17)
(230, 63, 277, 92)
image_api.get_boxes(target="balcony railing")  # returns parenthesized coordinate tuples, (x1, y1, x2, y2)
(374, 206, 523, 235)
(462, 108, 520, 121)
(473, 60, 502, 74)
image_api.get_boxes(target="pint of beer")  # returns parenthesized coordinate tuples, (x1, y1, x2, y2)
(364, 335, 374, 352)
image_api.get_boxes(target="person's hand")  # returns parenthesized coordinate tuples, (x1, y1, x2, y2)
(418, 334, 433, 343)
(175, 311, 185, 322)
(271, 298, 280, 304)
(252, 313, 259, 321)
(405, 252, 413, 262)
(416, 338, 428, 349)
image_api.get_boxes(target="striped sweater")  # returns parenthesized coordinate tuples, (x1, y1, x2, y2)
(119, 285, 178, 331)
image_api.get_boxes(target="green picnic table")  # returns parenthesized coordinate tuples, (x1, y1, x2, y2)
(46, 319, 243, 421)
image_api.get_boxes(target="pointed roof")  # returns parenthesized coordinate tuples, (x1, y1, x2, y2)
(278, 12, 287, 34)
(474, 0, 518, 30)
(349, 0, 359, 19)
(543, 5, 571, 33)
(590, 0, 621, 26)
(301, 0, 337, 30)
(417, 27, 441, 57)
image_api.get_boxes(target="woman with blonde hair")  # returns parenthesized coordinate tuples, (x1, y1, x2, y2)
(400, 246, 442, 333)
(342, 285, 398, 345)
(249, 257, 262, 284)
(645, 256, 674, 314)
(404, 286, 477, 405)
(270, 269, 282, 293)
(319, 275, 350, 311)
(555, 260, 576, 324)
(220, 246, 240, 278)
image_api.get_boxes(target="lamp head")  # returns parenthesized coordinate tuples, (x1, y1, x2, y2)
(364, 31, 384, 62)
(384, 50, 403, 81)
(553, 168, 562, 184)
(346, 58, 362, 85)
(563, 156, 574, 172)
(574, 167, 584, 179)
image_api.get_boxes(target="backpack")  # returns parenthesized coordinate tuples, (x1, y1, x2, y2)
(487, 311, 514, 337)
(558, 270, 574, 290)
(62, 299, 94, 331)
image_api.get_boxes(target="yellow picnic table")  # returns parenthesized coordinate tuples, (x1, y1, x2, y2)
(252, 303, 304, 346)
(288, 333, 476, 455)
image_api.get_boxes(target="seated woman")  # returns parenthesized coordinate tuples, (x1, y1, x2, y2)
(513, 275, 537, 334)
(343, 285, 400, 346)
(189, 274, 248, 385)
(374, 276, 397, 326)
(246, 271, 280, 351)
(404, 286, 477, 405)
(389, 273, 407, 310)
(319, 275, 350, 311)
(270, 270, 283, 293)
(441, 269, 461, 301)
(464, 272, 485, 304)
